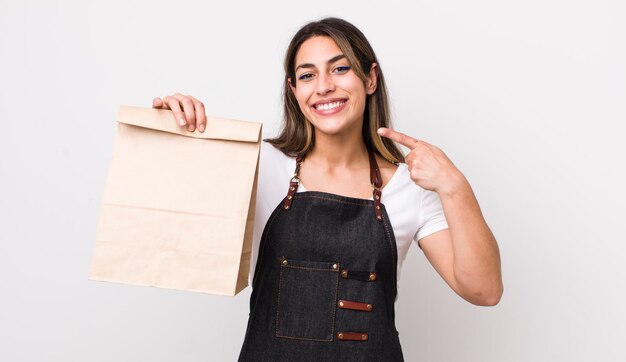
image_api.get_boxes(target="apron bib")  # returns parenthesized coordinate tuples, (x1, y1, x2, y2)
(238, 150, 404, 362)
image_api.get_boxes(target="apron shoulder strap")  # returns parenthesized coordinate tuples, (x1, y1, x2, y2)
(368, 151, 384, 222)
(282, 155, 304, 210)
(282, 151, 384, 222)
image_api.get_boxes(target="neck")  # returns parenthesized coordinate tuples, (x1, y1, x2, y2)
(306, 128, 369, 169)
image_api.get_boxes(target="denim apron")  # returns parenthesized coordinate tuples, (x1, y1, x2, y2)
(238, 150, 404, 361)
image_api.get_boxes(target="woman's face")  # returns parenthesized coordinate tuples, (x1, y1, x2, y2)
(289, 36, 377, 138)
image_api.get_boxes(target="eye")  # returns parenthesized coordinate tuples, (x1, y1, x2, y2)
(298, 73, 313, 81)
(333, 65, 351, 74)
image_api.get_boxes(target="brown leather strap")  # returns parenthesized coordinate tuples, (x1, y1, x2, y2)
(283, 151, 384, 222)
(282, 155, 304, 210)
(338, 299, 373, 312)
(368, 151, 384, 222)
(337, 331, 369, 341)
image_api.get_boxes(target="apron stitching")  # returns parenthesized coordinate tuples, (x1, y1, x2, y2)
(295, 194, 378, 207)
(381, 206, 399, 297)
(274, 266, 339, 342)
(275, 335, 334, 342)
(282, 265, 339, 272)
(257, 208, 282, 269)
(251, 204, 284, 306)
(275, 266, 284, 338)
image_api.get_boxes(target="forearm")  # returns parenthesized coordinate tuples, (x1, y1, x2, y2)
(439, 172, 503, 306)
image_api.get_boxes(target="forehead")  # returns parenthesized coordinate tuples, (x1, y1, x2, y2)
(295, 36, 344, 67)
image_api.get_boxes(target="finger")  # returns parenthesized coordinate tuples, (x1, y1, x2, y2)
(171, 94, 196, 132)
(190, 96, 207, 132)
(163, 96, 187, 126)
(377, 127, 419, 149)
(152, 97, 165, 108)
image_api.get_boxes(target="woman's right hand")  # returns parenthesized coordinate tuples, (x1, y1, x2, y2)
(152, 93, 207, 133)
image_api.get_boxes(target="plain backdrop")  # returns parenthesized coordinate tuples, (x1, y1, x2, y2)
(1, 0, 625, 361)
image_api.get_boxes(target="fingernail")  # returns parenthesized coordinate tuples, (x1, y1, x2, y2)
(178, 117, 186, 126)
(377, 128, 384, 135)
(198, 124, 205, 132)
(188, 125, 195, 132)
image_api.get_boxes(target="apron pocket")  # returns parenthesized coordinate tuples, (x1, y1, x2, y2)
(275, 258, 340, 341)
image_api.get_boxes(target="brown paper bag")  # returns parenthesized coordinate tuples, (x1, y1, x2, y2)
(89, 105, 262, 296)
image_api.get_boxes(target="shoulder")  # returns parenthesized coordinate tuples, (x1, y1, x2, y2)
(381, 162, 422, 202)
(260, 140, 294, 163)
(258, 141, 295, 191)
(256, 141, 295, 220)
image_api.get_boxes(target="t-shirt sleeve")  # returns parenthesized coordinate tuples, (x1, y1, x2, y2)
(414, 189, 449, 243)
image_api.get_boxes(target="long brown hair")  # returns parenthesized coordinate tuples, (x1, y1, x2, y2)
(266, 17, 405, 164)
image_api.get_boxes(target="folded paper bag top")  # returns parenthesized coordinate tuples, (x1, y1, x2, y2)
(89, 105, 262, 296)
(117, 104, 261, 142)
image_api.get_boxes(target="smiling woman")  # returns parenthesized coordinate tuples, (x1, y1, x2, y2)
(152, 17, 503, 362)
(270, 18, 404, 164)
(288, 37, 374, 142)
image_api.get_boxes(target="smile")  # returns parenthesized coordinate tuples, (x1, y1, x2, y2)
(315, 100, 345, 110)
(311, 99, 348, 115)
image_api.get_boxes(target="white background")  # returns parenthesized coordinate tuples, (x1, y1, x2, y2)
(1, 0, 624, 361)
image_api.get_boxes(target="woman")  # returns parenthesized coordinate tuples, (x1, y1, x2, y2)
(153, 17, 502, 362)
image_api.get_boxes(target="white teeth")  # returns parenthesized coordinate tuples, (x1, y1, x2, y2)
(315, 101, 345, 111)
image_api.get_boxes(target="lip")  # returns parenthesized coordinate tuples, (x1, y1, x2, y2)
(310, 98, 348, 116)
(311, 98, 348, 107)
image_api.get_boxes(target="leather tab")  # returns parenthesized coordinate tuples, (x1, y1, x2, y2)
(337, 331, 369, 341)
(338, 299, 373, 312)
(282, 180, 299, 210)
(282, 155, 304, 210)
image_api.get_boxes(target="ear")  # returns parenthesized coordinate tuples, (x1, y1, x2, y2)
(288, 78, 296, 93)
(366, 63, 378, 95)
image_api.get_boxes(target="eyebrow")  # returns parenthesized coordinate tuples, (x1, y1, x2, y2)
(295, 54, 347, 72)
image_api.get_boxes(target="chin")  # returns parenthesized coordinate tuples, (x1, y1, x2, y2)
(311, 121, 359, 138)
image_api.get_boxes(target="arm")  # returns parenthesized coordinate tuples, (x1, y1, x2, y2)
(419, 175, 502, 306)
(378, 127, 503, 306)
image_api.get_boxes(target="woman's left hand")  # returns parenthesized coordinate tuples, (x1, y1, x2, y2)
(377, 127, 466, 195)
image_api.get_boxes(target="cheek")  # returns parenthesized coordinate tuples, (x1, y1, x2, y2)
(339, 78, 367, 103)
(296, 97, 310, 114)
(293, 85, 313, 108)
(348, 93, 367, 114)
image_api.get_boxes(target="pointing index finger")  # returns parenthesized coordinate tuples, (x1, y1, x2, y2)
(377, 127, 419, 149)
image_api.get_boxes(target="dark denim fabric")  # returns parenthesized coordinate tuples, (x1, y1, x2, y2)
(238, 191, 404, 362)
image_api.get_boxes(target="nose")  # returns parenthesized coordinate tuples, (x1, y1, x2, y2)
(316, 72, 335, 95)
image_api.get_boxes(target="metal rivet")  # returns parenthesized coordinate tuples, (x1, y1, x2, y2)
(337, 333, 344, 340)
(338, 301, 344, 307)
(376, 216, 382, 221)
(369, 273, 377, 281)
(284, 205, 290, 210)
(366, 304, 372, 311)
(332, 263, 338, 270)
(361, 334, 367, 340)
(375, 195, 380, 200)
(341, 270, 348, 278)
(281, 259, 288, 266)
(290, 186, 295, 191)
(375, 205, 380, 210)
(287, 195, 292, 200)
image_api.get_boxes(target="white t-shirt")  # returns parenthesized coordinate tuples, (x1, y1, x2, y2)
(249, 141, 448, 286)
